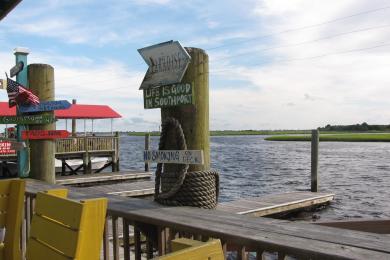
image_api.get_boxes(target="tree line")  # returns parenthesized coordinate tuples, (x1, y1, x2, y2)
(318, 123, 390, 132)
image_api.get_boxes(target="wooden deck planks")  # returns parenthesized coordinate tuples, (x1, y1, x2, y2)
(72, 181, 155, 197)
(217, 192, 335, 216)
(56, 171, 152, 185)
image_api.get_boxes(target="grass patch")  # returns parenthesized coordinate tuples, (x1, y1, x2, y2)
(265, 133, 390, 142)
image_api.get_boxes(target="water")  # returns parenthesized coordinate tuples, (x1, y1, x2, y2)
(120, 135, 390, 221)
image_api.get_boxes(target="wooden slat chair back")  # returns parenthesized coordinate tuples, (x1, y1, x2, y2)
(154, 238, 224, 260)
(0, 179, 25, 260)
(26, 189, 107, 260)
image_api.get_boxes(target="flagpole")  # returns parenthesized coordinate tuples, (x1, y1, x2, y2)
(14, 47, 30, 178)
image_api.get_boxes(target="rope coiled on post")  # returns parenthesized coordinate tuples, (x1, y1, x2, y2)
(154, 117, 219, 209)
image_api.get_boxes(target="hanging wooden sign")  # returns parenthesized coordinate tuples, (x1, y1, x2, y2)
(138, 40, 191, 89)
(0, 114, 56, 125)
(22, 130, 70, 140)
(144, 83, 194, 109)
(0, 141, 15, 154)
(19, 100, 71, 113)
(10, 61, 24, 77)
(143, 150, 204, 164)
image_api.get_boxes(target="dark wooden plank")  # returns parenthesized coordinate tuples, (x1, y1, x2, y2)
(56, 171, 152, 185)
(72, 181, 154, 197)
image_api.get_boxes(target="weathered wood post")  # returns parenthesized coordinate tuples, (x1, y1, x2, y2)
(112, 131, 120, 172)
(28, 64, 55, 184)
(161, 47, 210, 172)
(311, 129, 319, 192)
(72, 99, 77, 136)
(144, 133, 150, 172)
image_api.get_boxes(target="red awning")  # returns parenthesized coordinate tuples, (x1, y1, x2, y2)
(0, 102, 121, 119)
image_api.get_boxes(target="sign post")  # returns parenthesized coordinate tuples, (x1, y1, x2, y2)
(14, 47, 29, 177)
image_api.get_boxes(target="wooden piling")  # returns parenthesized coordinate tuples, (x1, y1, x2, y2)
(161, 47, 210, 171)
(72, 99, 77, 136)
(145, 133, 150, 172)
(311, 129, 319, 192)
(28, 64, 55, 184)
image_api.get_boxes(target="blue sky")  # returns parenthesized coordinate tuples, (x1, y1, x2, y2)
(1, 0, 390, 131)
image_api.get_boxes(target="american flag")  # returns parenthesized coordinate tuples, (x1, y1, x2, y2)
(7, 78, 40, 108)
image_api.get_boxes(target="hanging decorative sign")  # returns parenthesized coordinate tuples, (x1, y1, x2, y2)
(19, 100, 71, 113)
(138, 40, 191, 89)
(143, 83, 194, 109)
(143, 150, 204, 165)
(10, 61, 24, 78)
(22, 130, 70, 140)
(0, 114, 56, 125)
(0, 141, 25, 154)
(0, 79, 5, 89)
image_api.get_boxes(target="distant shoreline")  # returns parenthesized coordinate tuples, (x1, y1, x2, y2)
(265, 133, 390, 142)
(127, 130, 390, 140)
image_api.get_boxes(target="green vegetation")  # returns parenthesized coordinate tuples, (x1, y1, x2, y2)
(319, 122, 390, 132)
(265, 133, 390, 142)
(127, 131, 160, 136)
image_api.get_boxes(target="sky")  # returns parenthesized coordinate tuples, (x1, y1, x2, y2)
(1, 0, 390, 132)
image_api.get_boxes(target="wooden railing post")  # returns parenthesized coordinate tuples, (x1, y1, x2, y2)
(311, 129, 319, 192)
(145, 133, 150, 172)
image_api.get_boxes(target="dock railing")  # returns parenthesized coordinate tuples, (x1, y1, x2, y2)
(22, 183, 390, 260)
(55, 135, 118, 154)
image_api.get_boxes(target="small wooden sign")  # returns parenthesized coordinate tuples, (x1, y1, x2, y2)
(144, 83, 194, 109)
(22, 130, 70, 140)
(10, 61, 24, 77)
(0, 114, 56, 125)
(144, 150, 204, 164)
(0, 79, 5, 89)
(19, 100, 71, 113)
(0, 141, 17, 154)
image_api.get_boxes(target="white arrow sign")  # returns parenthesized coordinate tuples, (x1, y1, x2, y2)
(138, 40, 191, 90)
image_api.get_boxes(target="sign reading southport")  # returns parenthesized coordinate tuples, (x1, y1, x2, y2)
(0, 114, 56, 124)
(143, 83, 194, 109)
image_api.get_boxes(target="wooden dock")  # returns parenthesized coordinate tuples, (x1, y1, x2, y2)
(72, 180, 155, 197)
(56, 171, 153, 186)
(217, 192, 334, 217)
(23, 180, 390, 260)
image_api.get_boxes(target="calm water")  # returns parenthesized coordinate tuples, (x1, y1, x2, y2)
(120, 135, 390, 221)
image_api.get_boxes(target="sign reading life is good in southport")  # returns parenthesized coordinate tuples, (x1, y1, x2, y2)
(144, 150, 204, 165)
(0, 114, 56, 125)
(143, 83, 194, 109)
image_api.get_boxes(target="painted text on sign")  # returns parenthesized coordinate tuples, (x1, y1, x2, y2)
(144, 150, 204, 165)
(144, 83, 194, 109)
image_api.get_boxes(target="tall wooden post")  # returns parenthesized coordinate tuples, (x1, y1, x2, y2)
(311, 129, 319, 192)
(72, 99, 77, 136)
(144, 133, 150, 172)
(161, 47, 209, 172)
(28, 64, 55, 184)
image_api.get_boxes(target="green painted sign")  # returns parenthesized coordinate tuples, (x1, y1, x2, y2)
(143, 83, 194, 109)
(0, 114, 56, 125)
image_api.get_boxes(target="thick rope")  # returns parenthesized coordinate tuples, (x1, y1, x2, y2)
(154, 117, 219, 209)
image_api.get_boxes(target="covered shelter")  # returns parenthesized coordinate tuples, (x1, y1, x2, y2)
(0, 102, 122, 135)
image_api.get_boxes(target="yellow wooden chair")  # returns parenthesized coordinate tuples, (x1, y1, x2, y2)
(26, 189, 107, 260)
(154, 238, 224, 260)
(0, 179, 25, 260)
